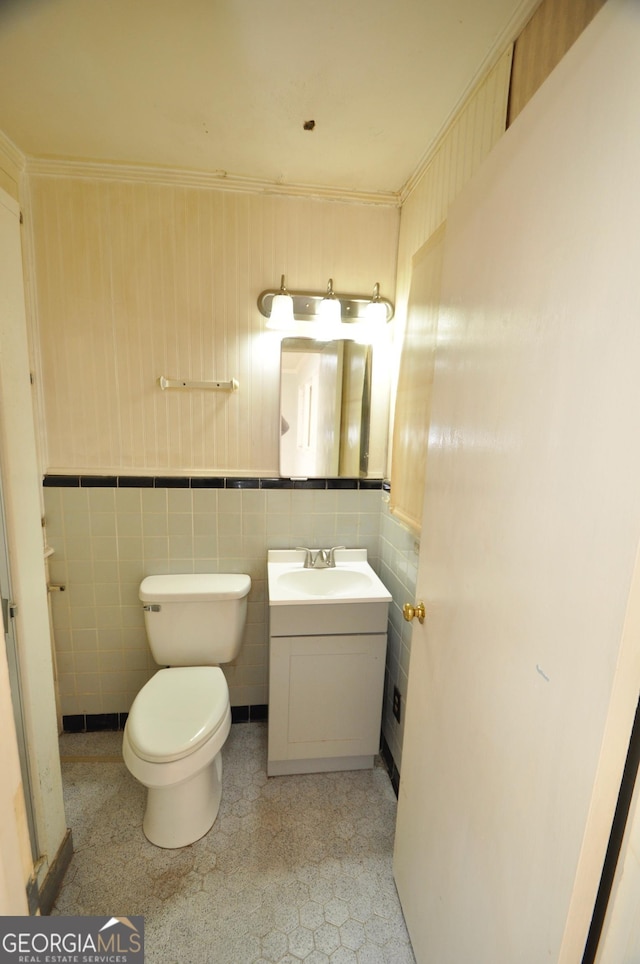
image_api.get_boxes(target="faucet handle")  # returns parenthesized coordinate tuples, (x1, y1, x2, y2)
(326, 546, 346, 567)
(295, 547, 314, 568)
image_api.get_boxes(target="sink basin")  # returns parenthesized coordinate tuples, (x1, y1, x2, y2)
(267, 548, 392, 606)
(277, 567, 373, 597)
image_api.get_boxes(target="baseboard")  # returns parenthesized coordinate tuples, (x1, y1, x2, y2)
(62, 705, 268, 733)
(230, 704, 268, 723)
(380, 733, 400, 797)
(38, 828, 74, 915)
(62, 712, 129, 732)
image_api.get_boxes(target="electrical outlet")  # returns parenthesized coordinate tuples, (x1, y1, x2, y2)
(393, 686, 401, 723)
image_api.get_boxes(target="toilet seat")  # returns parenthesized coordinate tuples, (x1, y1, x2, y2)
(126, 666, 229, 764)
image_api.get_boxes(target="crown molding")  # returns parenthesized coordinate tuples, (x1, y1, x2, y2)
(24, 155, 400, 208)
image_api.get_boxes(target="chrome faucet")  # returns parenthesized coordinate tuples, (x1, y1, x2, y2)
(296, 546, 345, 569)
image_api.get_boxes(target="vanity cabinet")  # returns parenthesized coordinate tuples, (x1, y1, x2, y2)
(268, 630, 387, 776)
(267, 548, 391, 777)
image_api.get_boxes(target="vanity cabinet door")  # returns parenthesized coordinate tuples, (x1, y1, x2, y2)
(268, 633, 386, 775)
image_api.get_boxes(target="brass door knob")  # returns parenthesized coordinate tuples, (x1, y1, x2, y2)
(403, 601, 426, 624)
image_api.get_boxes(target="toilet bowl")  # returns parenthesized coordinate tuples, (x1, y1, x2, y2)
(122, 572, 251, 848)
(123, 666, 231, 848)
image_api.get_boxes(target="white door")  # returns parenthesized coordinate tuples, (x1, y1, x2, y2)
(393, 3, 640, 962)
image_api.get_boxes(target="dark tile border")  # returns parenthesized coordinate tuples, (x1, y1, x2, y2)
(248, 703, 268, 722)
(43, 475, 81, 487)
(44, 474, 386, 490)
(226, 478, 261, 489)
(80, 476, 118, 487)
(153, 477, 190, 488)
(231, 704, 269, 724)
(291, 479, 326, 489)
(380, 733, 400, 798)
(62, 712, 129, 732)
(260, 478, 294, 489)
(62, 705, 268, 733)
(118, 476, 154, 488)
(190, 477, 225, 489)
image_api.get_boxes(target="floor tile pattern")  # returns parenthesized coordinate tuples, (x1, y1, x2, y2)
(54, 723, 415, 964)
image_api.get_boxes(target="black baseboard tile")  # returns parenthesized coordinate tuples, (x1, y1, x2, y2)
(86, 712, 120, 730)
(380, 733, 400, 797)
(62, 714, 85, 733)
(63, 707, 266, 733)
(231, 704, 269, 723)
(62, 712, 128, 733)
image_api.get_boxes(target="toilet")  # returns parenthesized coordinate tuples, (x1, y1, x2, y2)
(122, 572, 251, 848)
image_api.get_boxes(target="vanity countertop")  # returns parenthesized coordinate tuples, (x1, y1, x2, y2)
(267, 548, 392, 606)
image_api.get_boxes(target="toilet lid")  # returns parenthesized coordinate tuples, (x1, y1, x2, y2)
(139, 573, 251, 603)
(127, 666, 229, 763)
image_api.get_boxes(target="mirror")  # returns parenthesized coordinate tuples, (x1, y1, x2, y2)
(279, 338, 375, 478)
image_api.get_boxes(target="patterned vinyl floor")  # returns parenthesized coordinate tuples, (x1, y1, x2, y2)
(53, 722, 415, 964)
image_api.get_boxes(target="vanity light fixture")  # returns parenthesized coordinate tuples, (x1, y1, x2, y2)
(257, 276, 394, 340)
(266, 275, 296, 330)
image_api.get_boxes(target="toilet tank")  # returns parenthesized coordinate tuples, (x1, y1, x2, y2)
(139, 573, 251, 666)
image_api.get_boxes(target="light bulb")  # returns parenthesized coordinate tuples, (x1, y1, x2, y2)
(266, 275, 296, 330)
(316, 278, 343, 339)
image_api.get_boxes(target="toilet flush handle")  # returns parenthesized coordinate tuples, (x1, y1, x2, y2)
(143, 604, 161, 612)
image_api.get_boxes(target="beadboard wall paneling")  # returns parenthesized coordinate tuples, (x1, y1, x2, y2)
(387, 45, 512, 481)
(390, 225, 446, 534)
(395, 46, 513, 335)
(28, 178, 399, 476)
(0, 128, 23, 200)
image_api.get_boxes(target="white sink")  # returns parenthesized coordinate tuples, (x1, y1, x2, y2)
(276, 567, 374, 597)
(267, 549, 391, 606)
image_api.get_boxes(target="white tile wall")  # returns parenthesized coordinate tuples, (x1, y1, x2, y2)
(44, 484, 384, 717)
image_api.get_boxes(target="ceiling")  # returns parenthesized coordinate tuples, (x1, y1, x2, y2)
(0, 0, 537, 199)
